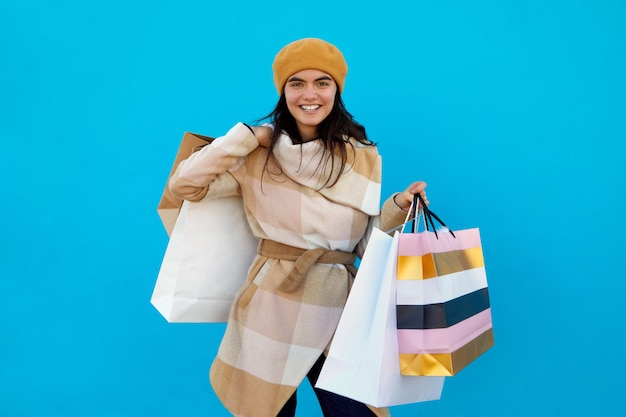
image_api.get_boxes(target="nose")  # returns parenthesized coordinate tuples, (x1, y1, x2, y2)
(303, 84, 317, 99)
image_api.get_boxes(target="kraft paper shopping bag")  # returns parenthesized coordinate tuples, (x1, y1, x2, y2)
(152, 131, 258, 322)
(157, 132, 213, 237)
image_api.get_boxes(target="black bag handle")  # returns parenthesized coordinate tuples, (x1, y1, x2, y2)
(410, 193, 456, 239)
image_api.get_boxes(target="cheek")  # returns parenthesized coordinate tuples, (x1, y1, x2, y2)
(284, 93, 297, 109)
(284, 88, 298, 102)
(323, 89, 337, 106)
(285, 93, 299, 109)
(323, 94, 336, 112)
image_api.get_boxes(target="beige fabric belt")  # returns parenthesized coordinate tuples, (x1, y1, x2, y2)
(257, 239, 357, 292)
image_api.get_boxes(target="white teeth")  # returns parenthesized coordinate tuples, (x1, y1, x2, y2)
(301, 105, 319, 111)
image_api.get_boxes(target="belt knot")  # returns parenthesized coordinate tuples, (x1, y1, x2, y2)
(257, 239, 357, 292)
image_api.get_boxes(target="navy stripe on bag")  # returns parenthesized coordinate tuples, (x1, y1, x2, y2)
(396, 287, 490, 330)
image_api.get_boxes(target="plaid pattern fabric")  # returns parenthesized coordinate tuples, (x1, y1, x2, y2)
(169, 123, 406, 417)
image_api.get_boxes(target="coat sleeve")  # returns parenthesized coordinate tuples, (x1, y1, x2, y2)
(354, 193, 408, 258)
(168, 123, 259, 201)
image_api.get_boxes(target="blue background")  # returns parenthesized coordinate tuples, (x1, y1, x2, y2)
(1, 0, 624, 416)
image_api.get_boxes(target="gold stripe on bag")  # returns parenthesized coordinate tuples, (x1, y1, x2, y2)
(399, 327, 494, 376)
(397, 246, 485, 280)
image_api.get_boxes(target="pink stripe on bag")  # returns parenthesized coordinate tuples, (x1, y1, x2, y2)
(397, 308, 493, 354)
(398, 228, 482, 256)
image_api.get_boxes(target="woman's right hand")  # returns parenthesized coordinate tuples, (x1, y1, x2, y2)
(250, 125, 273, 147)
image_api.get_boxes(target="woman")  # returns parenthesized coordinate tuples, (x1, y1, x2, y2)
(169, 38, 428, 417)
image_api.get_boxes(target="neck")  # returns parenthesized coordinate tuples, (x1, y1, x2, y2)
(297, 125, 319, 142)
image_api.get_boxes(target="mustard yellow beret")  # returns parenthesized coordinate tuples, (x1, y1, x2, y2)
(272, 38, 348, 95)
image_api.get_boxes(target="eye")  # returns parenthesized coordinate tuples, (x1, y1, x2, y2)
(317, 81, 330, 87)
(288, 81, 303, 88)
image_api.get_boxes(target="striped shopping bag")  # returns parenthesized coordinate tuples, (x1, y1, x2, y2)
(396, 194, 494, 376)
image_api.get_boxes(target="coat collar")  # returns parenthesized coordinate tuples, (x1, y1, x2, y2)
(272, 133, 381, 215)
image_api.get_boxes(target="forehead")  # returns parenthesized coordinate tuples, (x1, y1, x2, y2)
(287, 69, 334, 81)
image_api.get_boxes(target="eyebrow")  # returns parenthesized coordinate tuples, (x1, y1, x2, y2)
(287, 75, 333, 82)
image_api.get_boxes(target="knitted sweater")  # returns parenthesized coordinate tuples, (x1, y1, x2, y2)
(169, 123, 406, 417)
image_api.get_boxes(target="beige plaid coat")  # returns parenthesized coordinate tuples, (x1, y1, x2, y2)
(169, 123, 407, 417)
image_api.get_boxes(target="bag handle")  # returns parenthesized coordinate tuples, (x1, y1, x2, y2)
(411, 194, 436, 234)
(410, 193, 456, 239)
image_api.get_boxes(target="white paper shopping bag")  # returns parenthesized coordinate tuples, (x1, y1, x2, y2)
(151, 195, 258, 322)
(316, 228, 444, 407)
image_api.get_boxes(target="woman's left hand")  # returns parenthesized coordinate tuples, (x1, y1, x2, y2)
(393, 181, 428, 212)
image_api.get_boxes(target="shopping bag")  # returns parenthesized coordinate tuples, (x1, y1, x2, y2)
(316, 228, 445, 407)
(151, 194, 258, 322)
(152, 131, 258, 322)
(157, 131, 213, 237)
(396, 194, 494, 376)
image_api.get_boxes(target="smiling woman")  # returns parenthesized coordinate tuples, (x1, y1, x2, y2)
(166, 37, 430, 417)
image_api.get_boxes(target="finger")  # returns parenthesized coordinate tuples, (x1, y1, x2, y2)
(410, 181, 427, 194)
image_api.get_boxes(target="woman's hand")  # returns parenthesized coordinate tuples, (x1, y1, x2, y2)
(250, 125, 273, 147)
(393, 181, 428, 212)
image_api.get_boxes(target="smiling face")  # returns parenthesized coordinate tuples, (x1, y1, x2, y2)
(283, 69, 337, 141)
